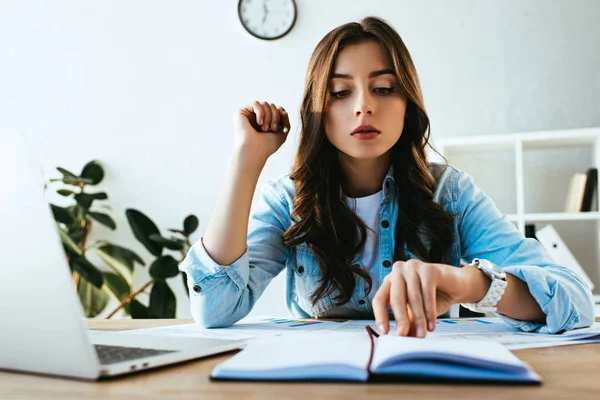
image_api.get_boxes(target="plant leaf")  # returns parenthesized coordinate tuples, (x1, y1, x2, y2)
(57, 189, 75, 197)
(127, 299, 151, 319)
(168, 228, 186, 235)
(88, 211, 116, 230)
(149, 281, 176, 318)
(96, 244, 144, 284)
(102, 272, 131, 302)
(149, 234, 184, 251)
(57, 167, 78, 178)
(78, 278, 110, 318)
(57, 167, 94, 185)
(149, 255, 179, 279)
(50, 204, 75, 225)
(80, 160, 104, 185)
(126, 209, 163, 256)
(70, 256, 103, 288)
(183, 215, 199, 235)
(89, 192, 108, 200)
(68, 227, 86, 244)
(57, 226, 82, 256)
(75, 193, 95, 209)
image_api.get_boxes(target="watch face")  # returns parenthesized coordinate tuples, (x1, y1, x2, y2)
(238, 0, 297, 40)
(475, 259, 506, 280)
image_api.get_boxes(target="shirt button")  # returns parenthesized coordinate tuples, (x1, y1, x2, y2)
(192, 285, 201, 293)
(382, 260, 392, 268)
(298, 266, 304, 274)
(358, 300, 366, 305)
(381, 220, 390, 228)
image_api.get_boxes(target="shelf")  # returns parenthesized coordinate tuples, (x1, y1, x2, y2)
(506, 212, 600, 222)
(436, 127, 600, 151)
(440, 127, 600, 291)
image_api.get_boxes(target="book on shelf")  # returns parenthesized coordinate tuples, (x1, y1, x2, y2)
(563, 168, 598, 212)
(525, 224, 537, 240)
(581, 168, 598, 212)
(564, 173, 587, 212)
(211, 327, 541, 384)
(535, 225, 595, 290)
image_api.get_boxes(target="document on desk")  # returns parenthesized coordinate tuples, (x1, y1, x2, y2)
(119, 316, 342, 341)
(332, 318, 600, 350)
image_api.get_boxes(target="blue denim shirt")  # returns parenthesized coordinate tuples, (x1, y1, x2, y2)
(180, 163, 595, 333)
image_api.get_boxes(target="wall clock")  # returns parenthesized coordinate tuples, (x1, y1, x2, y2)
(238, 0, 297, 41)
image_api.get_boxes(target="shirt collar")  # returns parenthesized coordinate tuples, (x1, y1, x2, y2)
(383, 164, 396, 195)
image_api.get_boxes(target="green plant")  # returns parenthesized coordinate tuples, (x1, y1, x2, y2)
(48, 161, 197, 318)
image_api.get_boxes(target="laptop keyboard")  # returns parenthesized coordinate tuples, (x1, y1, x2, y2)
(94, 344, 178, 365)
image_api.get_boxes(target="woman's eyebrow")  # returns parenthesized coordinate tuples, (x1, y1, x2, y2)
(330, 69, 395, 79)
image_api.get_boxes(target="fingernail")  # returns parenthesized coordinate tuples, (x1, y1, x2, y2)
(378, 324, 385, 334)
(263, 125, 269, 131)
(272, 123, 278, 130)
(429, 321, 434, 331)
(417, 326, 424, 337)
(258, 118, 263, 125)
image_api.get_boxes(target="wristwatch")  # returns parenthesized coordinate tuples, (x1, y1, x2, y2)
(461, 258, 507, 313)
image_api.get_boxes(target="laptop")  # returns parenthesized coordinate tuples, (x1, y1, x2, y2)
(0, 130, 244, 380)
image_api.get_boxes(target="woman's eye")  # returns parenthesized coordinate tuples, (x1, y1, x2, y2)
(330, 90, 350, 99)
(374, 87, 395, 95)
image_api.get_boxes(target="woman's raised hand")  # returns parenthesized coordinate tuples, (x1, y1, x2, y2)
(234, 101, 291, 162)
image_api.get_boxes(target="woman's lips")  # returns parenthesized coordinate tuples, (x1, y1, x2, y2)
(352, 131, 379, 140)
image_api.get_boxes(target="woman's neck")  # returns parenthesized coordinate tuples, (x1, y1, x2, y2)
(338, 153, 391, 198)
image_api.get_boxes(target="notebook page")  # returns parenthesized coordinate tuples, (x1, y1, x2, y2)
(212, 331, 371, 379)
(371, 335, 527, 371)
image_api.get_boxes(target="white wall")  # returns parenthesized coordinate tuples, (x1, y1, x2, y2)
(2, 0, 599, 318)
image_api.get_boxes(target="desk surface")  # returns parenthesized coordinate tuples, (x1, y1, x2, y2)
(1, 319, 599, 400)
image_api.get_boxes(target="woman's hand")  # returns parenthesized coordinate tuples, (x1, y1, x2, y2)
(372, 260, 483, 337)
(234, 101, 291, 162)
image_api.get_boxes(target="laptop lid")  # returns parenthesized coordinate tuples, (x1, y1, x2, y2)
(0, 130, 100, 379)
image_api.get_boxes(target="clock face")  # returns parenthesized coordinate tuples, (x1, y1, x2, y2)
(238, 0, 297, 40)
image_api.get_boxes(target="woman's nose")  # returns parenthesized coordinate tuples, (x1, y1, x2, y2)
(354, 91, 373, 116)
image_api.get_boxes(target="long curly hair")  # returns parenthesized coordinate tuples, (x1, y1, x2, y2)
(282, 17, 455, 307)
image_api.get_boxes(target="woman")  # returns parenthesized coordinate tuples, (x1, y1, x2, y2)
(180, 17, 594, 336)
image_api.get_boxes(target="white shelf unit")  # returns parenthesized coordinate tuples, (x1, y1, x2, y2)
(434, 127, 600, 293)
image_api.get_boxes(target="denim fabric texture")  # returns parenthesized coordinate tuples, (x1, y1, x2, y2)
(179, 163, 595, 333)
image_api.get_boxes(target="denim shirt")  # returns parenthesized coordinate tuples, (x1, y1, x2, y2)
(179, 163, 595, 333)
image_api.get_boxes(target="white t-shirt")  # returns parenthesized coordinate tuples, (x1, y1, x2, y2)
(345, 190, 384, 303)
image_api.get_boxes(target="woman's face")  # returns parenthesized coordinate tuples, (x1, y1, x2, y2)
(324, 39, 407, 160)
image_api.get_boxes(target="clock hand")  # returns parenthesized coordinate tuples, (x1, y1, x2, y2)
(262, 1, 269, 24)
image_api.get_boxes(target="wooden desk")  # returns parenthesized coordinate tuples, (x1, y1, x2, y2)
(1, 319, 599, 400)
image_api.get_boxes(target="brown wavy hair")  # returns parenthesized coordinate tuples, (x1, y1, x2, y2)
(282, 17, 455, 307)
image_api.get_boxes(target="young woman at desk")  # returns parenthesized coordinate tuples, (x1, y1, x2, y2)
(180, 17, 595, 337)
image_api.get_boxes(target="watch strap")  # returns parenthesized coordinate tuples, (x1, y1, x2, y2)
(461, 261, 507, 313)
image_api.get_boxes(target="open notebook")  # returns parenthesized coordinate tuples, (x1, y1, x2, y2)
(211, 326, 541, 384)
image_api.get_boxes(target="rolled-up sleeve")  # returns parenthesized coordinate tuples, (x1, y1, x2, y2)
(455, 169, 595, 333)
(179, 179, 291, 328)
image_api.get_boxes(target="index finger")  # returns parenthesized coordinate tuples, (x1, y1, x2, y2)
(372, 279, 391, 334)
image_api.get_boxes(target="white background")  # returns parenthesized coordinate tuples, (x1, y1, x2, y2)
(1, 0, 599, 318)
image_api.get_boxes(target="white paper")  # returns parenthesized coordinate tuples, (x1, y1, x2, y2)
(330, 318, 600, 350)
(119, 315, 342, 340)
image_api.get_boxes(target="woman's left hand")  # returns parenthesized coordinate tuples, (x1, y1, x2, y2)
(372, 260, 481, 337)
